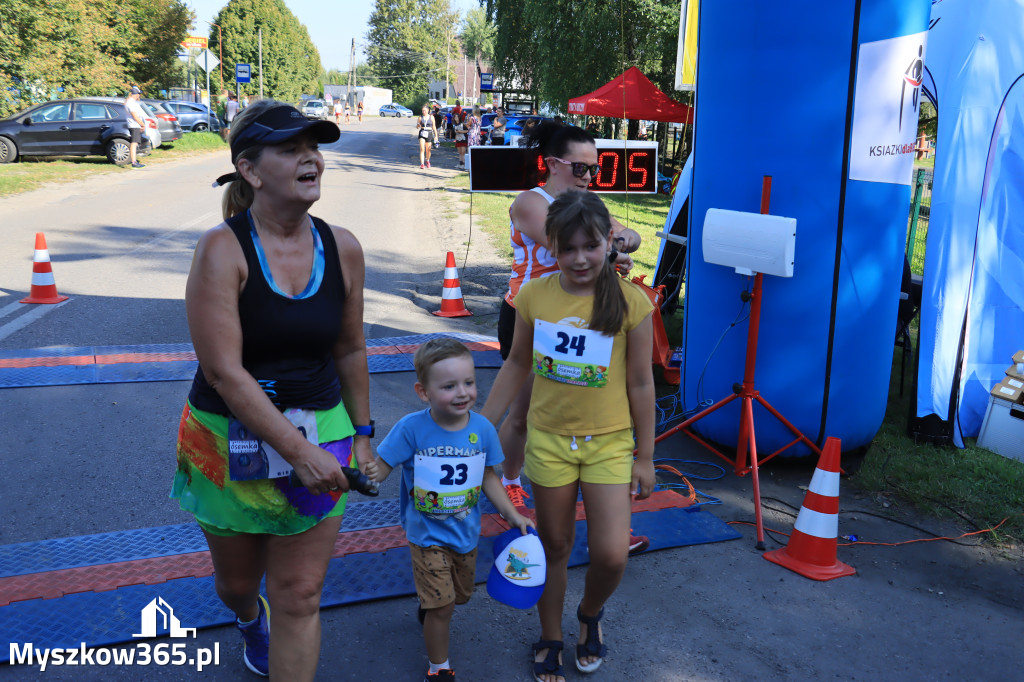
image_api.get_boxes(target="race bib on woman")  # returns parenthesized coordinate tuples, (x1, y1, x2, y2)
(413, 452, 486, 519)
(228, 409, 318, 481)
(532, 319, 613, 388)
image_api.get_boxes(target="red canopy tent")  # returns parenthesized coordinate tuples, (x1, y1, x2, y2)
(568, 66, 693, 123)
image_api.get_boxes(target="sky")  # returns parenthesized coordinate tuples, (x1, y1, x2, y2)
(185, 0, 480, 73)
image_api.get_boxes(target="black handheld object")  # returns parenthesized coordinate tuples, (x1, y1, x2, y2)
(288, 466, 380, 497)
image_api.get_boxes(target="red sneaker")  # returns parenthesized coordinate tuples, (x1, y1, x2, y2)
(426, 160, 431, 168)
(504, 484, 530, 511)
(628, 532, 650, 555)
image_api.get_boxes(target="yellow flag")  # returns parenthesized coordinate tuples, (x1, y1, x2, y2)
(675, 0, 699, 91)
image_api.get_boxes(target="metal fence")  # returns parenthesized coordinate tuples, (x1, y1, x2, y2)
(906, 166, 933, 275)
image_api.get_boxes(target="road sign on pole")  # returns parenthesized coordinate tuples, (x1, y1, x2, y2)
(236, 64, 251, 84)
(197, 49, 219, 73)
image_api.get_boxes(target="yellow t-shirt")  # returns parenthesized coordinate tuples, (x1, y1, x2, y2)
(514, 273, 654, 436)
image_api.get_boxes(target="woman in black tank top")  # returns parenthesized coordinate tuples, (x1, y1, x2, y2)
(174, 101, 373, 680)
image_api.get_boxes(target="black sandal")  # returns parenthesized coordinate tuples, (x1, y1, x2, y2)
(575, 604, 607, 673)
(532, 639, 564, 682)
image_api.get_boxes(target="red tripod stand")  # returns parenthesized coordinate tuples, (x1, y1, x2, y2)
(655, 177, 821, 549)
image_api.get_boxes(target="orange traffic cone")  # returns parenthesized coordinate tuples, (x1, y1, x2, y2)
(21, 233, 69, 304)
(432, 251, 472, 317)
(763, 437, 855, 581)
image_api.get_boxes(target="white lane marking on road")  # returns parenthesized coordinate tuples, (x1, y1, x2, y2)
(126, 211, 216, 256)
(0, 299, 70, 342)
(0, 300, 26, 321)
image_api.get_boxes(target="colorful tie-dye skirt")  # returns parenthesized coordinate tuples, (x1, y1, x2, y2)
(171, 401, 353, 535)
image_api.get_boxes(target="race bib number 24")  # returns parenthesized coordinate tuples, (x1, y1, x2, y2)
(532, 319, 613, 388)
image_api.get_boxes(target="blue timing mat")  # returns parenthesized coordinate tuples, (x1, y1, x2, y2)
(0, 499, 738, 661)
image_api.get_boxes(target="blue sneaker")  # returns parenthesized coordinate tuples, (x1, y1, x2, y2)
(237, 595, 270, 676)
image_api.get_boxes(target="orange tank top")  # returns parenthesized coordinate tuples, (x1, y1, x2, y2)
(504, 187, 559, 307)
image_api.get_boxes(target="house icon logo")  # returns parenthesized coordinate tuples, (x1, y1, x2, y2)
(132, 597, 197, 638)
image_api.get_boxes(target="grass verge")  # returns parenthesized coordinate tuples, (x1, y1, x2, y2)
(0, 132, 226, 197)
(853, 345, 1024, 545)
(445, 172, 1024, 546)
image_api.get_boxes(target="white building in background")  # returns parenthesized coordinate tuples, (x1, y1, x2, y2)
(324, 85, 393, 113)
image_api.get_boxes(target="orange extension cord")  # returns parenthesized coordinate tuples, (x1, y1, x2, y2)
(729, 516, 1013, 547)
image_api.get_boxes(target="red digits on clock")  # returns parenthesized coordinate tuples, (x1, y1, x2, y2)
(627, 152, 648, 189)
(592, 151, 618, 188)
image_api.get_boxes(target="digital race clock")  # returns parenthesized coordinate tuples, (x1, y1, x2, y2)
(468, 140, 659, 193)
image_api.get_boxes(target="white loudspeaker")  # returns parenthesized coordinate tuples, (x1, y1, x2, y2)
(702, 208, 796, 277)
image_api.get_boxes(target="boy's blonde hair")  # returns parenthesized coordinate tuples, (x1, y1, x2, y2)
(413, 338, 473, 384)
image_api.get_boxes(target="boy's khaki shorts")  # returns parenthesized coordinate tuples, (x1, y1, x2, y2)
(524, 425, 635, 487)
(409, 543, 477, 610)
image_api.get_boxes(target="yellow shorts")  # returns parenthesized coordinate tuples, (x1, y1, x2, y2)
(524, 425, 634, 487)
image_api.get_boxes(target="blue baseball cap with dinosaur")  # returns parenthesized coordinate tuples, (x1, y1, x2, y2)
(487, 526, 546, 609)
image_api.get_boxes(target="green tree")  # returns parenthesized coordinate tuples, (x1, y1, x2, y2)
(210, 0, 323, 102)
(488, 0, 679, 116)
(0, 0, 192, 117)
(128, 0, 194, 89)
(460, 6, 494, 93)
(365, 0, 458, 104)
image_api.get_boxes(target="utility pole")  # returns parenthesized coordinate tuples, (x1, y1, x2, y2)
(445, 27, 451, 100)
(209, 22, 223, 93)
(347, 39, 356, 106)
(259, 29, 264, 99)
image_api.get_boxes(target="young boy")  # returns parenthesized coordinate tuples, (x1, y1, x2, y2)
(371, 338, 534, 682)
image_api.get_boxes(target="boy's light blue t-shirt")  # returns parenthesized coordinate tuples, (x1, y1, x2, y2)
(378, 409, 504, 554)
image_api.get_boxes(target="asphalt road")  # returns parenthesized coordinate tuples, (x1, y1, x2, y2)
(2, 117, 1021, 680)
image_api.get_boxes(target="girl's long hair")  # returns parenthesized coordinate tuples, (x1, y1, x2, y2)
(221, 99, 284, 220)
(545, 191, 627, 335)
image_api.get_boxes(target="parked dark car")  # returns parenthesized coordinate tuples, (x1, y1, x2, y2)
(142, 99, 183, 143)
(0, 98, 148, 166)
(161, 100, 220, 132)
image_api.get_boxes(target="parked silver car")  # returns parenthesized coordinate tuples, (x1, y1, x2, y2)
(161, 100, 221, 133)
(142, 100, 183, 144)
(301, 100, 328, 120)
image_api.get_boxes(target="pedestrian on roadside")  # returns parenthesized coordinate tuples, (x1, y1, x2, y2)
(489, 121, 647, 560)
(369, 338, 534, 682)
(453, 111, 468, 169)
(176, 100, 372, 681)
(334, 99, 343, 125)
(466, 105, 482, 148)
(125, 86, 146, 168)
(482, 190, 656, 682)
(344, 101, 351, 124)
(417, 105, 437, 169)
(432, 105, 444, 148)
(489, 107, 507, 146)
(357, 101, 364, 123)
(224, 92, 239, 138)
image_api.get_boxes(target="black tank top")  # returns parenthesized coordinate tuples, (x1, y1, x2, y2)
(188, 212, 345, 414)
